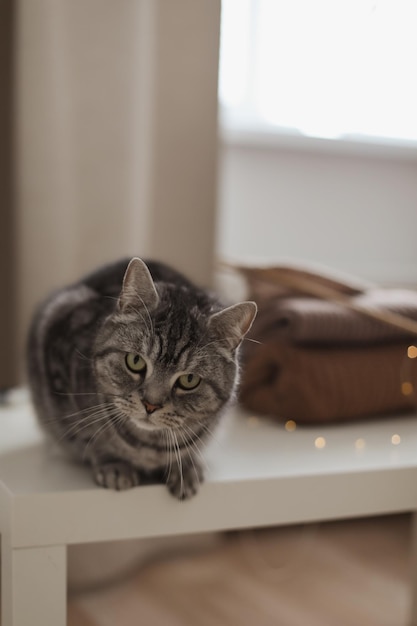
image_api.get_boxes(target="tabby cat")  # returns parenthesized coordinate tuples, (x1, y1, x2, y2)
(27, 258, 256, 499)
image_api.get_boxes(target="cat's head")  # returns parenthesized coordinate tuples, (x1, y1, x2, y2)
(93, 258, 257, 436)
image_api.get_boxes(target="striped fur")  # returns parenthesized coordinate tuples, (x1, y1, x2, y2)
(27, 258, 256, 499)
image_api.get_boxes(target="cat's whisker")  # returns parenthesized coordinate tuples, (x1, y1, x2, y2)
(56, 412, 110, 443)
(130, 306, 152, 336)
(121, 288, 153, 337)
(164, 429, 174, 483)
(75, 349, 93, 362)
(179, 424, 209, 471)
(177, 428, 201, 487)
(166, 429, 175, 483)
(83, 421, 113, 461)
(60, 404, 117, 432)
(82, 421, 111, 459)
(102, 295, 120, 302)
(162, 429, 169, 480)
(54, 404, 118, 441)
(59, 402, 114, 421)
(53, 391, 101, 398)
(53, 391, 126, 401)
(172, 431, 184, 497)
(168, 430, 174, 482)
(193, 338, 229, 357)
(198, 422, 224, 449)
(82, 409, 125, 460)
(198, 421, 219, 440)
(41, 404, 111, 429)
(137, 294, 155, 338)
(42, 409, 105, 430)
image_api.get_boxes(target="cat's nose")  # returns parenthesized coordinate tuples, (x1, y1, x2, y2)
(142, 400, 162, 414)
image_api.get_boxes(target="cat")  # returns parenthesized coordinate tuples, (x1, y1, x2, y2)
(27, 257, 257, 499)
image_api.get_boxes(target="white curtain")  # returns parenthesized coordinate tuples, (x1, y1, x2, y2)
(4, 0, 221, 384)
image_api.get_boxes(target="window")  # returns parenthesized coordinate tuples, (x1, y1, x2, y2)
(219, 0, 417, 142)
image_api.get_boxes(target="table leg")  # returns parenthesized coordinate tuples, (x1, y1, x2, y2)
(410, 512, 417, 626)
(1, 539, 67, 626)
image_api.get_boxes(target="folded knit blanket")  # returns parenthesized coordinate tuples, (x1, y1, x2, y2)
(232, 262, 417, 423)
(240, 341, 417, 423)
(252, 290, 417, 345)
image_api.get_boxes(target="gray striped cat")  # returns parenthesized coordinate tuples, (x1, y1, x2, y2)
(27, 258, 256, 499)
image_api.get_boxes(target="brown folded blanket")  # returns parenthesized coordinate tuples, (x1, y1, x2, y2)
(240, 341, 417, 424)
(253, 290, 417, 345)
(234, 264, 372, 300)
(231, 261, 417, 423)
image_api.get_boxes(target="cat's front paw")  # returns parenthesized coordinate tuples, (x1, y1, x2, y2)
(167, 462, 203, 500)
(93, 462, 139, 491)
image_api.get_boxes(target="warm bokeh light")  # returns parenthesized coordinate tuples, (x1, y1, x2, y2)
(315, 437, 326, 449)
(407, 345, 417, 359)
(402, 382, 414, 396)
(355, 438, 366, 450)
(285, 420, 297, 432)
(391, 434, 401, 446)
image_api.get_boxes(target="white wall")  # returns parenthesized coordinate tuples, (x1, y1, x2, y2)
(217, 140, 417, 286)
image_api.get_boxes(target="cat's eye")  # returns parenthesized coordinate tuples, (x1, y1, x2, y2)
(125, 353, 147, 373)
(176, 373, 201, 391)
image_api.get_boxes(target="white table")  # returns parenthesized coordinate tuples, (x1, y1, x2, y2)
(1, 400, 417, 625)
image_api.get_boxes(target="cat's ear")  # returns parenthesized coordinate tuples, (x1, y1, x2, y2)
(118, 258, 159, 312)
(209, 301, 257, 350)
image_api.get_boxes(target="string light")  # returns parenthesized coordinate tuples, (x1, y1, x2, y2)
(285, 420, 297, 432)
(401, 346, 417, 399)
(402, 382, 414, 396)
(315, 436, 326, 449)
(391, 434, 401, 445)
(408, 345, 417, 359)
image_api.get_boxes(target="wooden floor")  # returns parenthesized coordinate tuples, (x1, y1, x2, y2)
(69, 514, 412, 626)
